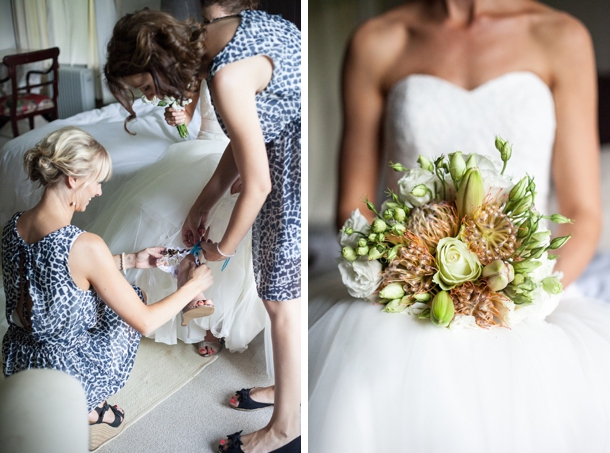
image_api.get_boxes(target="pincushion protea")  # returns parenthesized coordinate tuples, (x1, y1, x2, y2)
(460, 201, 519, 265)
(450, 281, 511, 328)
(382, 232, 436, 295)
(406, 201, 459, 254)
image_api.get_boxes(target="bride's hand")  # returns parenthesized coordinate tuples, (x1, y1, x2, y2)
(134, 247, 167, 269)
(164, 107, 188, 127)
(182, 209, 209, 247)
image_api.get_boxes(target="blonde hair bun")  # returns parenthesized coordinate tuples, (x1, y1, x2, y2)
(23, 126, 112, 187)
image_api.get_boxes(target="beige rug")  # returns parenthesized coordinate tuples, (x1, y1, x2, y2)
(90, 337, 217, 451)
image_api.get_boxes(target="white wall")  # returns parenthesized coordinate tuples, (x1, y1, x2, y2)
(0, 1, 16, 50)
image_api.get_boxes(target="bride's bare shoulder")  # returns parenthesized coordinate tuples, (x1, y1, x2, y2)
(346, 4, 419, 71)
(527, 3, 593, 58)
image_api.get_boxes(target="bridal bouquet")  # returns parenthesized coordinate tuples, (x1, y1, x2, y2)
(338, 137, 571, 329)
(141, 95, 193, 138)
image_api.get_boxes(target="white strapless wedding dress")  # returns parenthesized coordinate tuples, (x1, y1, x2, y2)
(86, 82, 267, 352)
(309, 72, 610, 452)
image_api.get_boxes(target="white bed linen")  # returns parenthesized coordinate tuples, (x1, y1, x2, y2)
(0, 99, 202, 229)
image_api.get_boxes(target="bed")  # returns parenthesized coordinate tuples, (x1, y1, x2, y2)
(0, 99, 203, 230)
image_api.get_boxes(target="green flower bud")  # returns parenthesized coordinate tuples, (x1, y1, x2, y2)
(456, 167, 484, 219)
(413, 293, 431, 302)
(495, 136, 506, 152)
(341, 246, 357, 262)
(368, 246, 384, 261)
(547, 214, 573, 224)
(509, 176, 529, 202)
(542, 276, 563, 295)
(368, 233, 377, 242)
(512, 260, 543, 274)
(482, 260, 514, 292)
(430, 291, 455, 327)
(529, 247, 546, 260)
(411, 184, 431, 198)
(512, 293, 535, 305)
(393, 223, 407, 234)
(372, 218, 387, 233)
(383, 209, 394, 220)
(548, 235, 571, 250)
(343, 227, 354, 235)
(394, 208, 407, 222)
(389, 162, 409, 172)
(376, 233, 386, 242)
(449, 151, 466, 183)
(379, 282, 405, 300)
(465, 153, 477, 169)
(357, 245, 369, 256)
(418, 308, 431, 319)
(548, 254, 558, 260)
(383, 298, 408, 313)
(511, 194, 534, 216)
(385, 201, 400, 209)
(386, 246, 400, 261)
(517, 217, 532, 239)
(358, 238, 368, 247)
(417, 155, 434, 172)
(497, 137, 512, 163)
(512, 274, 525, 286)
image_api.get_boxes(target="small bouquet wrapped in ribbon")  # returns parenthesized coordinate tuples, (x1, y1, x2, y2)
(141, 95, 193, 138)
(338, 137, 571, 330)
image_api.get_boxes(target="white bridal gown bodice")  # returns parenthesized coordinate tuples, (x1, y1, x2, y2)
(309, 72, 610, 453)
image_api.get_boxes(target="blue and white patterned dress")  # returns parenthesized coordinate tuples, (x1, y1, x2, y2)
(2, 212, 142, 412)
(208, 10, 301, 302)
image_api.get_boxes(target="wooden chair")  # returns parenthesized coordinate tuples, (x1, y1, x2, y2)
(0, 47, 60, 138)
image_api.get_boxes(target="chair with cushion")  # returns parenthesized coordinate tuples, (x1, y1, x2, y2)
(0, 47, 60, 138)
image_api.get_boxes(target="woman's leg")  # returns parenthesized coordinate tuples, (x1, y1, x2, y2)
(223, 298, 300, 452)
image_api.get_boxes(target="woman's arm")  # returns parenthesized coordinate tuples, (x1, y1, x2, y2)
(201, 55, 273, 260)
(70, 233, 213, 336)
(184, 55, 273, 256)
(336, 22, 398, 228)
(545, 16, 601, 286)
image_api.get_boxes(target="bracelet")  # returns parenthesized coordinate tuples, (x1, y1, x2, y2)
(121, 252, 127, 276)
(216, 243, 235, 258)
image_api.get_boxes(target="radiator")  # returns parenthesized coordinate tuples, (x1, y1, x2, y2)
(57, 66, 96, 119)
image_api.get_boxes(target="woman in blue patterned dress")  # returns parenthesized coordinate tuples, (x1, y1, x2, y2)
(104, 5, 301, 452)
(1, 126, 214, 433)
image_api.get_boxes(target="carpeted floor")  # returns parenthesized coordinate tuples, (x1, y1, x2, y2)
(96, 332, 273, 453)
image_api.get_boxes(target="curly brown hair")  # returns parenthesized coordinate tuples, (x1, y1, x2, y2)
(104, 9, 206, 134)
(200, 0, 259, 14)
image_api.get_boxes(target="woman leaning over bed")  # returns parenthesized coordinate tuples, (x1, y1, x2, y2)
(1, 126, 214, 432)
(104, 5, 301, 453)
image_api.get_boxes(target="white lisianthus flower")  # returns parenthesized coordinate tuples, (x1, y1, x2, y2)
(338, 209, 371, 248)
(480, 169, 514, 200)
(397, 168, 450, 207)
(463, 154, 499, 173)
(338, 259, 382, 299)
(404, 301, 429, 316)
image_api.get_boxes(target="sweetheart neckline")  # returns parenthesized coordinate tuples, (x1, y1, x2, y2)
(389, 71, 552, 97)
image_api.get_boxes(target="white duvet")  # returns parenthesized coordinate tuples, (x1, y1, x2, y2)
(0, 99, 202, 229)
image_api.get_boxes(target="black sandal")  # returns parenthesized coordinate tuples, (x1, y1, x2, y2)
(218, 431, 301, 453)
(230, 388, 274, 411)
(91, 401, 124, 428)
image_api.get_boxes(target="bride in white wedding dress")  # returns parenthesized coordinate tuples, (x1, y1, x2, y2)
(86, 81, 266, 353)
(309, 1, 610, 452)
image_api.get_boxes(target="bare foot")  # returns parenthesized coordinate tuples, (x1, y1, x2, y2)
(229, 386, 275, 408)
(198, 330, 222, 356)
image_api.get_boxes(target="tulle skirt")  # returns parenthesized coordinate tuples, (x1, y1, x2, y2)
(309, 282, 610, 452)
(86, 139, 267, 351)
